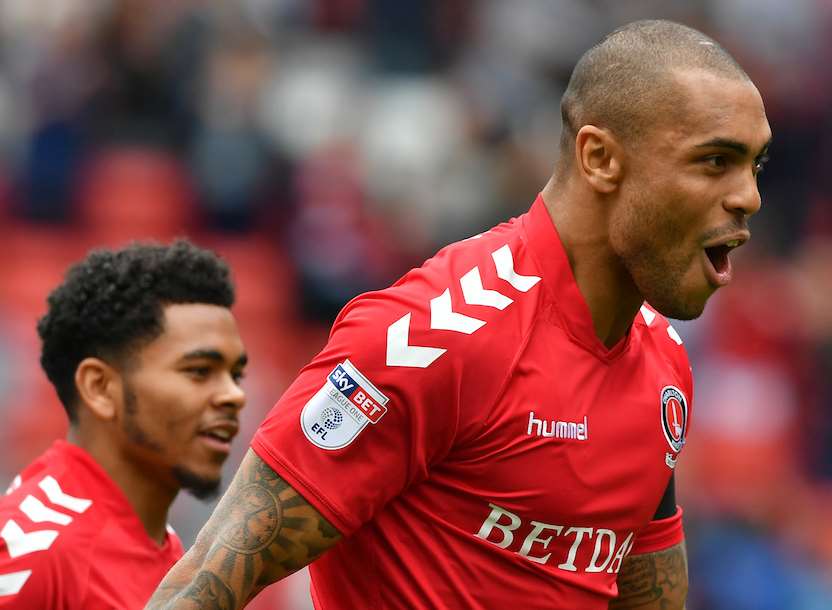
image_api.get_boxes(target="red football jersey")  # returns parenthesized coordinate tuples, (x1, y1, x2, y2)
(0, 440, 184, 609)
(252, 196, 693, 609)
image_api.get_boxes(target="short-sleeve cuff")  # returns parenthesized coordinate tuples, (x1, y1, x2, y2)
(629, 505, 685, 555)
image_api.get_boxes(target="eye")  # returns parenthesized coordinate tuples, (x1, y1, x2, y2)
(704, 155, 727, 171)
(185, 366, 211, 380)
(231, 369, 246, 384)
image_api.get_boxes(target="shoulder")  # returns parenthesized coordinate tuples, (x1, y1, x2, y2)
(0, 460, 97, 604)
(0, 457, 98, 546)
(332, 220, 544, 382)
(256, 214, 541, 457)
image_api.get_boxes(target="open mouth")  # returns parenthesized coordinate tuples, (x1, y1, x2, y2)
(198, 424, 238, 453)
(705, 244, 733, 274)
(703, 239, 743, 287)
(200, 429, 233, 442)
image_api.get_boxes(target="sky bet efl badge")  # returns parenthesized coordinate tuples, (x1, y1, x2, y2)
(660, 385, 688, 469)
(301, 359, 389, 450)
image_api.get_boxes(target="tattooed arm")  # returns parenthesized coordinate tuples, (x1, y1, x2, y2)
(609, 541, 688, 610)
(145, 449, 341, 610)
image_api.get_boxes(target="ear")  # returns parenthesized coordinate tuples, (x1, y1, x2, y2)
(75, 358, 122, 422)
(574, 125, 624, 193)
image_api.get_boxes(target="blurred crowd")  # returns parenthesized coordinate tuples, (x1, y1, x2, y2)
(0, 1, 830, 608)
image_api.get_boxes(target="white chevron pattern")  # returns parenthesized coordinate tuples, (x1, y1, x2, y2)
(385, 243, 542, 368)
(1, 520, 59, 558)
(0, 570, 31, 596)
(4, 476, 21, 496)
(492, 245, 541, 292)
(386, 313, 446, 368)
(640, 305, 656, 326)
(38, 476, 91, 514)
(430, 289, 485, 334)
(460, 267, 513, 310)
(19, 496, 73, 526)
(667, 325, 683, 345)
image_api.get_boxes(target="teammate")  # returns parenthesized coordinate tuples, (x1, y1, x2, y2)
(0, 240, 247, 608)
(147, 20, 771, 610)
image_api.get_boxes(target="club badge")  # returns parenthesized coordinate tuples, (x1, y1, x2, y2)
(660, 385, 688, 457)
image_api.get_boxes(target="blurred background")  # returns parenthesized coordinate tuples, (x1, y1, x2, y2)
(0, 0, 830, 608)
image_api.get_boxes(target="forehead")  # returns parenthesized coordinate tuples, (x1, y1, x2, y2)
(652, 68, 771, 150)
(138, 303, 244, 363)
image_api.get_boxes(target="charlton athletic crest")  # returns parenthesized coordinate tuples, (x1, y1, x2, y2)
(660, 386, 688, 455)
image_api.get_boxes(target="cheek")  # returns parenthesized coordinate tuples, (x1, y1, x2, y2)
(611, 190, 670, 254)
(131, 379, 205, 432)
(612, 191, 698, 278)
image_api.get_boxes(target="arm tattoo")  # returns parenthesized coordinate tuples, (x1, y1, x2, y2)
(145, 450, 342, 609)
(217, 483, 282, 554)
(183, 572, 236, 610)
(610, 542, 688, 610)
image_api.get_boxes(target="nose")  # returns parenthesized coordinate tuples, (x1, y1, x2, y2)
(215, 374, 246, 412)
(724, 172, 762, 218)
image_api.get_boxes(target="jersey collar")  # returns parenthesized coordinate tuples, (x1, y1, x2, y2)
(522, 194, 633, 361)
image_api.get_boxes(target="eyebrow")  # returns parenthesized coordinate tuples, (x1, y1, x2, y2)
(181, 349, 248, 367)
(695, 137, 772, 158)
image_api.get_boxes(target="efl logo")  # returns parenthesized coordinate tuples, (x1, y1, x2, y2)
(301, 359, 390, 450)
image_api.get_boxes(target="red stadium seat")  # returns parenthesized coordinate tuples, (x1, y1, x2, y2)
(76, 148, 197, 246)
(0, 223, 89, 319)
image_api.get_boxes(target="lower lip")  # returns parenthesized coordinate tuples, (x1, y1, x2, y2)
(199, 434, 232, 454)
(702, 250, 733, 287)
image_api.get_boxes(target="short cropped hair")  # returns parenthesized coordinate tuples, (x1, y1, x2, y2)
(557, 20, 750, 172)
(38, 239, 235, 422)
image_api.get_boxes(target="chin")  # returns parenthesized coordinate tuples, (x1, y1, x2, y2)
(647, 299, 706, 320)
(639, 268, 716, 321)
(644, 290, 710, 321)
(172, 465, 222, 500)
(661, 304, 705, 321)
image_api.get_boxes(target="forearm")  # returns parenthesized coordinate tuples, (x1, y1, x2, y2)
(144, 487, 269, 610)
(145, 543, 240, 610)
(609, 541, 688, 610)
(145, 450, 341, 610)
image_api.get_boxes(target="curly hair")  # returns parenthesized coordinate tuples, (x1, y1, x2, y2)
(37, 239, 235, 422)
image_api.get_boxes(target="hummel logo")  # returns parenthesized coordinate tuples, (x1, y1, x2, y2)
(526, 412, 589, 441)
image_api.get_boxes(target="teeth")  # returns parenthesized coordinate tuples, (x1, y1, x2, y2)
(208, 429, 231, 440)
(726, 240, 740, 248)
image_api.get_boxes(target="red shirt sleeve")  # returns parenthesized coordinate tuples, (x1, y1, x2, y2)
(629, 506, 685, 555)
(252, 289, 467, 536)
(629, 316, 692, 556)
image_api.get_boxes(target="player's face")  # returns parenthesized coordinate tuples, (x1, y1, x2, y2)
(118, 303, 247, 498)
(610, 69, 772, 320)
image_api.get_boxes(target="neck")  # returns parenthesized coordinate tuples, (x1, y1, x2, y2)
(540, 177, 643, 348)
(67, 426, 177, 545)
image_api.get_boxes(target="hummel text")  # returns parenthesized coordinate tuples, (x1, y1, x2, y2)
(526, 411, 588, 441)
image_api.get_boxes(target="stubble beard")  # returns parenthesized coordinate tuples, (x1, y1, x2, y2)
(171, 465, 221, 500)
(625, 245, 707, 321)
(122, 384, 222, 501)
(611, 194, 709, 321)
